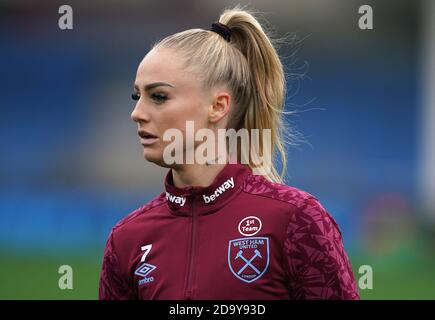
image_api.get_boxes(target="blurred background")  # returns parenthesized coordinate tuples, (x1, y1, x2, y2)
(1, 0, 434, 299)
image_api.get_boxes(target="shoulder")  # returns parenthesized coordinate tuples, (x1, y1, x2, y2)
(111, 192, 167, 235)
(243, 172, 318, 209)
(243, 173, 342, 237)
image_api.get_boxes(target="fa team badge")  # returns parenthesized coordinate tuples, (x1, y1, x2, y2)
(228, 237, 270, 283)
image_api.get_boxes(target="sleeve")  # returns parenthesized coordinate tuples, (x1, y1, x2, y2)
(98, 230, 134, 300)
(283, 196, 360, 300)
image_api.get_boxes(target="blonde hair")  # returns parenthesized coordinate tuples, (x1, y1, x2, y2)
(152, 5, 293, 183)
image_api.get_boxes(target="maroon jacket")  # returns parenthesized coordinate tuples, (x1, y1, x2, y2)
(99, 163, 360, 300)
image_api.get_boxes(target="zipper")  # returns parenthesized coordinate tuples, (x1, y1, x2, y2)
(185, 193, 198, 299)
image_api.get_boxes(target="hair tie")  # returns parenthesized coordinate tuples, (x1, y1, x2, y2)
(210, 22, 232, 42)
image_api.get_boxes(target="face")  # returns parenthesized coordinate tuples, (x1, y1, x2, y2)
(131, 48, 215, 168)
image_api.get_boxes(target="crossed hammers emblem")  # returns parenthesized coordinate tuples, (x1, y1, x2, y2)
(235, 249, 262, 275)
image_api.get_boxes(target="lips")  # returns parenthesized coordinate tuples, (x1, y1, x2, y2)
(138, 130, 158, 139)
(138, 129, 158, 146)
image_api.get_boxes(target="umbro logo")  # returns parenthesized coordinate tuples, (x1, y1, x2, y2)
(135, 263, 156, 285)
(135, 244, 156, 286)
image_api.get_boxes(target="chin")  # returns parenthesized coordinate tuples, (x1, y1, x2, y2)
(143, 150, 171, 168)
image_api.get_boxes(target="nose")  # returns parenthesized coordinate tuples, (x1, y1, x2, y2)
(131, 101, 151, 123)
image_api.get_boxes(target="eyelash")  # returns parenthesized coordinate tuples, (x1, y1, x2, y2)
(131, 92, 168, 104)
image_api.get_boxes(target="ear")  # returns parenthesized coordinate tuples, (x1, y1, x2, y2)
(209, 91, 231, 124)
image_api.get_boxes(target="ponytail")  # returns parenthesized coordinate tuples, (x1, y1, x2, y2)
(219, 6, 288, 183)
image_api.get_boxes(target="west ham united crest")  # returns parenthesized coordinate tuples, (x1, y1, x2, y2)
(228, 237, 270, 283)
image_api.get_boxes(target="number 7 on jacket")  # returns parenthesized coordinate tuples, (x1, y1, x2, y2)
(141, 244, 152, 262)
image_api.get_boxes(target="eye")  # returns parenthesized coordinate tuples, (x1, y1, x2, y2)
(151, 92, 168, 104)
(131, 93, 140, 101)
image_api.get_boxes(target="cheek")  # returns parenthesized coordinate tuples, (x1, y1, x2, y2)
(159, 99, 208, 134)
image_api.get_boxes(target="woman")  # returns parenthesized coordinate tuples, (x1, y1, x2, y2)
(99, 6, 360, 300)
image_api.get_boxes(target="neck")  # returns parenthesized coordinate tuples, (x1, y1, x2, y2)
(172, 162, 228, 189)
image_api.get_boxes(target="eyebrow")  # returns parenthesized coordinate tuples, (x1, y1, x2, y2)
(134, 82, 175, 91)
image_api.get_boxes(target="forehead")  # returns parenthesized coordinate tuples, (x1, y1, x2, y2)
(136, 48, 191, 86)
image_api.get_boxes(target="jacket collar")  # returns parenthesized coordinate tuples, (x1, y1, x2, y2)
(164, 162, 251, 216)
